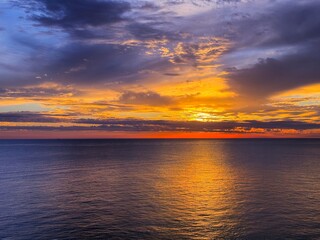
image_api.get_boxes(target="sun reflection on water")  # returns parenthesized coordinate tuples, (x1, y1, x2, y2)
(150, 141, 241, 238)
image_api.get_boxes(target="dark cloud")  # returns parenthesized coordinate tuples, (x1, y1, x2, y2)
(228, 45, 320, 98)
(75, 119, 320, 132)
(1, 114, 319, 132)
(43, 43, 161, 84)
(0, 40, 174, 87)
(221, 0, 320, 49)
(25, 0, 130, 28)
(164, 73, 181, 76)
(166, 0, 240, 6)
(126, 22, 178, 41)
(0, 112, 63, 123)
(12, 0, 131, 41)
(223, 1, 320, 98)
(139, 2, 162, 11)
(263, 0, 320, 47)
(119, 91, 173, 106)
(2, 0, 181, 87)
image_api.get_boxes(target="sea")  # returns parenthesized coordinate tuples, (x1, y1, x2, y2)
(0, 139, 319, 240)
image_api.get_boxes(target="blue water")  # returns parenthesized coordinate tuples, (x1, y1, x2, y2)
(0, 139, 319, 239)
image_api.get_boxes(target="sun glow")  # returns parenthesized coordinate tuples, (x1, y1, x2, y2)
(192, 112, 218, 122)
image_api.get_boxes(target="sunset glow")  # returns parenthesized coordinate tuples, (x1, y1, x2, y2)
(0, 0, 319, 138)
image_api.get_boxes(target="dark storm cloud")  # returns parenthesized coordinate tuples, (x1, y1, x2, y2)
(224, 0, 320, 98)
(119, 91, 173, 106)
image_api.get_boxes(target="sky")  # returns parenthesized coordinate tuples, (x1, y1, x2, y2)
(0, 0, 319, 138)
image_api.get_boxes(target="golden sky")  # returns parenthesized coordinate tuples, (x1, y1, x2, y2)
(0, 0, 319, 138)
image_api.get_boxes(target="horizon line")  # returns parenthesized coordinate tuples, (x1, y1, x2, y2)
(1, 137, 319, 140)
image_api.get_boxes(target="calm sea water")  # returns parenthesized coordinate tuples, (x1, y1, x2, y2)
(0, 139, 319, 240)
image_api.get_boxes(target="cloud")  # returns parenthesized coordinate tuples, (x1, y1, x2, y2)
(1, 113, 319, 132)
(24, 0, 130, 28)
(262, 0, 320, 47)
(0, 86, 77, 98)
(12, 0, 131, 41)
(118, 91, 173, 106)
(126, 22, 178, 41)
(222, 0, 320, 98)
(4, 0, 231, 87)
(217, 0, 320, 50)
(143, 36, 230, 69)
(43, 43, 167, 84)
(75, 119, 320, 131)
(0, 112, 63, 123)
(166, 0, 241, 6)
(227, 46, 320, 98)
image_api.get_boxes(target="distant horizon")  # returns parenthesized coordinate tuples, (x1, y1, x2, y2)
(1, 135, 319, 140)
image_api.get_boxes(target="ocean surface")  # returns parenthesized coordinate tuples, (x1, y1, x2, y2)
(0, 139, 319, 240)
